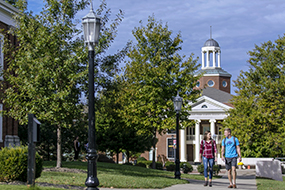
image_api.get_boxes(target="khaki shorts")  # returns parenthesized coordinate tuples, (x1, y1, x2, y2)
(225, 157, 237, 170)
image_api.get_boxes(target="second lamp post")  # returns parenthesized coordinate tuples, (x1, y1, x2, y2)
(82, 0, 101, 189)
(173, 91, 183, 179)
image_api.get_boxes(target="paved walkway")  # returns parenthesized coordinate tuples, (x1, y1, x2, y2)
(100, 169, 257, 190)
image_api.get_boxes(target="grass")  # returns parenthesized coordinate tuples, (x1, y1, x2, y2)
(256, 176, 285, 190)
(39, 161, 216, 188)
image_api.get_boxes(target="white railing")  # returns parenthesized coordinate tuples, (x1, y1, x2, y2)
(186, 134, 224, 144)
(186, 135, 195, 140)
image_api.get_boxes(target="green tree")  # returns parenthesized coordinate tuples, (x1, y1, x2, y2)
(223, 34, 285, 157)
(121, 16, 201, 168)
(2, 0, 126, 167)
(96, 78, 152, 164)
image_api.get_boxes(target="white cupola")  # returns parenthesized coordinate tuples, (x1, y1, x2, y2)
(201, 35, 221, 69)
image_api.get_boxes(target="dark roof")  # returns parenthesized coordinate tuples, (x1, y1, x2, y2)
(195, 68, 232, 77)
(204, 38, 219, 47)
(202, 87, 233, 104)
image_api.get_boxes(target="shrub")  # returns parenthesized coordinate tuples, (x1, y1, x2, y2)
(165, 161, 175, 171)
(165, 161, 174, 167)
(135, 162, 146, 168)
(0, 146, 43, 182)
(180, 162, 193, 173)
(136, 157, 147, 162)
(197, 164, 220, 175)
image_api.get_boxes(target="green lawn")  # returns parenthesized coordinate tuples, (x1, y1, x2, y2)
(3, 161, 285, 190)
(257, 176, 285, 190)
(39, 161, 211, 188)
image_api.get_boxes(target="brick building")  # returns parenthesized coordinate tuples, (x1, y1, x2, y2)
(0, 0, 19, 148)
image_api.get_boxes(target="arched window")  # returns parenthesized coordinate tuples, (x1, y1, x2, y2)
(201, 105, 208, 108)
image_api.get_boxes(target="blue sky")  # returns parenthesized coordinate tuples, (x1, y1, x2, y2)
(27, 0, 285, 94)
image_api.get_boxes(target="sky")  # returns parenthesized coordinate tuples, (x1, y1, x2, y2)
(27, 0, 285, 94)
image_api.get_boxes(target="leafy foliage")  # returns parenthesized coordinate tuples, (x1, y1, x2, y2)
(223, 34, 285, 157)
(122, 16, 201, 134)
(96, 79, 153, 162)
(0, 146, 43, 182)
(120, 16, 201, 168)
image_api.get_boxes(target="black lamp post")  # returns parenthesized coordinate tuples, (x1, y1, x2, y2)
(82, 1, 101, 189)
(173, 91, 183, 179)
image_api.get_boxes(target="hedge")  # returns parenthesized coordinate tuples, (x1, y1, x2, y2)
(0, 146, 43, 182)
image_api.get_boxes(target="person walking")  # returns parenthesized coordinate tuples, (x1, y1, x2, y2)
(74, 136, 80, 161)
(199, 131, 217, 187)
(221, 128, 242, 188)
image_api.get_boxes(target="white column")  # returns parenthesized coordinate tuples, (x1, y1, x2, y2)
(180, 128, 187, 162)
(206, 51, 209, 68)
(201, 51, 204, 69)
(213, 51, 216, 68)
(218, 50, 221, 67)
(210, 119, 216, 136)
(194, 119, 201, 162)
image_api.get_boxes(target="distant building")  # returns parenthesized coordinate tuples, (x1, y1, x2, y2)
(141, 37, 233, 162)
(0, 0, 20, 148)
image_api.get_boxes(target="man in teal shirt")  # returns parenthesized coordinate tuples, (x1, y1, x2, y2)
(221, 128, 242, 188)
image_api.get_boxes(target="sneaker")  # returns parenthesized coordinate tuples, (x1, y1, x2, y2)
(204, 181, 208, 186)
(228, 185, 233, 188)
(209, 181, 212, 187)
(233, 184, 237, 188)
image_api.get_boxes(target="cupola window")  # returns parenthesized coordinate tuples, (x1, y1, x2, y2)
(207, 80, 214, 87)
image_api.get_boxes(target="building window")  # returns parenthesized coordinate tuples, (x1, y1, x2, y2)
(0, 34, 3, 80)
(0, 104, 2, 142)
(196, 81, 200, 87)
(167, 138, 175, 159)
(222, 80, 227, 87)
(201, 105, 208, 108)
(207, 80, 214, 87)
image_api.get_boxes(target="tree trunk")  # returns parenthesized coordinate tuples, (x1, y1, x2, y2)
(56, 125, 62, 168)
(116, 152, 119, 164)
(126, 150, 130, 163)
(152, 127, 157, 169)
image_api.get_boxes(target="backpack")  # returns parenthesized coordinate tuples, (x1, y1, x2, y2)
(223, 136, 237, 157)
(202, 139, 215, 157)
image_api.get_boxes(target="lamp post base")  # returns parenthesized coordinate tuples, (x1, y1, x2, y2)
(85, 148, 99, 190)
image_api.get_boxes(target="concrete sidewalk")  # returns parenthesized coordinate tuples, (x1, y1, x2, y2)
(100, 169, 257, 190)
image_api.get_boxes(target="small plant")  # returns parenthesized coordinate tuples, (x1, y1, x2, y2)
(136, 157, 147, 162)
(165, 161, 175, 171)
(180, 162, 193, 174)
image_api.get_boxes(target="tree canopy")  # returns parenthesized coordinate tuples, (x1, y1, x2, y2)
(223, 34, 285, 157)
(120, 16, 201, 167)
(2, 0, 127, 166)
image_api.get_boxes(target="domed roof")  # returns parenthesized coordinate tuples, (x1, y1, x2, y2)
(203, 38, 219, 47)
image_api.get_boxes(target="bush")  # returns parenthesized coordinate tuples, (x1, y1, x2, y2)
(136, 157, 147, 162)
(197, 164, 220, 175)
(180, 162, 193, 173)
(134, 162, 146, 168)
(165, 161, 174, 167)
(165, 161, 175, 171)
(0, 146, 43, 182)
